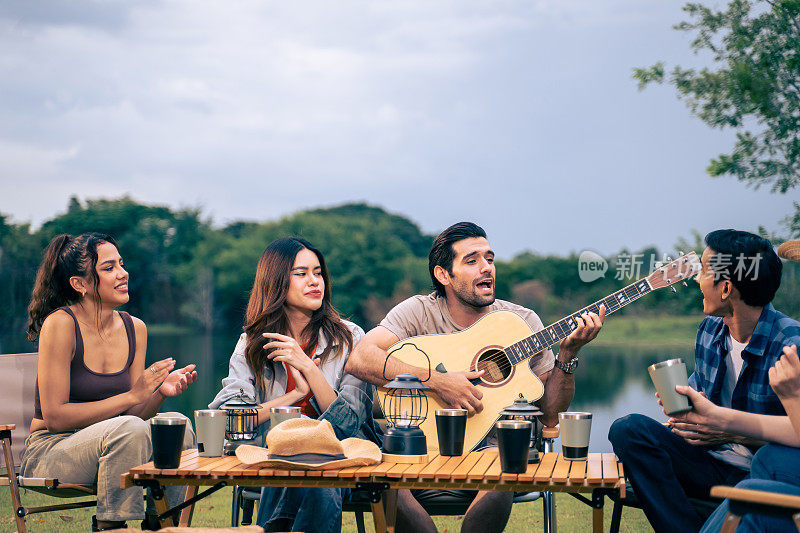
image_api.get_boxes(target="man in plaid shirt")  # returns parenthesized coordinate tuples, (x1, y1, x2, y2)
(609, 229, 800, 533)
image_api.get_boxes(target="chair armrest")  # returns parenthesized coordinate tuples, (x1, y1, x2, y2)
(0, 425, 16, 431)
(711, 485, 800, 511)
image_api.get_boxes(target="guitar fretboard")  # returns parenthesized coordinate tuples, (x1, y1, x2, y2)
(504, 277, 653, 365)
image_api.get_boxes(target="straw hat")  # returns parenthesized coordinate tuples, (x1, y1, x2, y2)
(778, 240, 800, 262)
(235, 418, 382, 470)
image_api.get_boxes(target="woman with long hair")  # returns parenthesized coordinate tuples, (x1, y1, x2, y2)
(21, 233, 197, 531)
(210, 237, 378, 533)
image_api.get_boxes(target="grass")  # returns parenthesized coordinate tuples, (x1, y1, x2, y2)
(589, 314, 703, 349)
(0, 486, 652, 532)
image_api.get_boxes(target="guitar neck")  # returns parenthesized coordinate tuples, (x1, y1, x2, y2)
(504, 277, 654, 365)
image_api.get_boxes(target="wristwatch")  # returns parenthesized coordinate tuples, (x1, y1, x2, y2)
(554, 356, 579, 374)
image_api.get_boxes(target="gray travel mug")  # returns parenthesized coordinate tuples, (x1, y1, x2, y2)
(270, 406, 301, 429)
(194, 409, 227, 457)
(559, 412, 592, 461)
(648, 359, 692, 415)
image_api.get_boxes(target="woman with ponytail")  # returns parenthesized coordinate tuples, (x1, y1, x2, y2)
(210, 237, 378, 533)
(21, 233, 198, 531)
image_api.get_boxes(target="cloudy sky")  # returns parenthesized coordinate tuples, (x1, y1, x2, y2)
(0, 1, 794, 258)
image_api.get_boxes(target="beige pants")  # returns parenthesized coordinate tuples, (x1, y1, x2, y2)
(20, 413, 195, 522)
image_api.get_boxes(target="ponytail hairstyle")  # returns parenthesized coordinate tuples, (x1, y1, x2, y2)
(27, 233, 119, 341)
(243, 237, 353, 393)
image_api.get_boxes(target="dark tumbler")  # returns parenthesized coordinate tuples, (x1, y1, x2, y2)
(435, 409, 468, 456)
(151, 416, 187, 469)
(496, 420, 532, 474)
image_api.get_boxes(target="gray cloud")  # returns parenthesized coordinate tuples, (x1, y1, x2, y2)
(0, 1, 793, 257)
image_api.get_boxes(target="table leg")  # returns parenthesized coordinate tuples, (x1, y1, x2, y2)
(370, 499, 388, 533)
(384, 489, 398, 531)
(178, 485, 198, 526)
(152, 484, 173, 529)
(591, 490, 605, 533)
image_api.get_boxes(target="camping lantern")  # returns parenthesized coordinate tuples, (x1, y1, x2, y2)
(381, 374, 429, 461)
(500, 396, 543, 463)
(221, 389, 259, 444)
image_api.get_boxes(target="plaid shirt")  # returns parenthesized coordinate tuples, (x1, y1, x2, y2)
(689, 303, 800, 416)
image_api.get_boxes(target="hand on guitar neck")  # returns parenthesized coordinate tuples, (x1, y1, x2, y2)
(557, 304, 606, 357)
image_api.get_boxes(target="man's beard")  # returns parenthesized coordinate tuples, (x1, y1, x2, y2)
(451, 281, 495, 309)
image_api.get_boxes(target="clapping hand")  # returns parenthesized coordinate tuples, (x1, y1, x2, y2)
(132, 358, 175, 402)
(158, 364, 198, 397)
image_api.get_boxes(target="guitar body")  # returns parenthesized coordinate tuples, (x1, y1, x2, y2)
(376, 311, 545, 454)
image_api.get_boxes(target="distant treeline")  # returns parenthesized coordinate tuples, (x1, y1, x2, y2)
(1, 197, 798, 340)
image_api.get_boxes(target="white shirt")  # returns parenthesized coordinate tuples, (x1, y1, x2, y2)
(708, 334, 753, 470)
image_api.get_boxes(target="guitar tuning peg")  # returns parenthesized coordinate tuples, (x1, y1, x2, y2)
(670, 286, 677, 293)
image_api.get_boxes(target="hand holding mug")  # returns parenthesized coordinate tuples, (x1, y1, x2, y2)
(669, 385, 736, 446)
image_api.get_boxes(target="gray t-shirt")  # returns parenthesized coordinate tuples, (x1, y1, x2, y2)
(379, 292, 555, 377)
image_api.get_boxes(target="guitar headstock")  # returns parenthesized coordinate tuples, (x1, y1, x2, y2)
(647, 252, 701, 290)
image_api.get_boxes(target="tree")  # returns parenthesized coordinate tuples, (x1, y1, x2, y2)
(634, 0, 800, 233)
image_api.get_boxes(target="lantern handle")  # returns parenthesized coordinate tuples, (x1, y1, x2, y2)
(384, 343, 432, 383)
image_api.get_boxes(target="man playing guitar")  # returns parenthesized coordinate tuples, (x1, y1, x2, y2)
(345, 221, 604, 533)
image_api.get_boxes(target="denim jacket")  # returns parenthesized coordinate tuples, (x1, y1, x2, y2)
(209, 320, 381, 446)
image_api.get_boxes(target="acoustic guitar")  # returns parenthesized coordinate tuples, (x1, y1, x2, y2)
(377, 252, 701, 453)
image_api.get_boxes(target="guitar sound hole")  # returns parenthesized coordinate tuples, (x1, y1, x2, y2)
(476, 348, 512, 384)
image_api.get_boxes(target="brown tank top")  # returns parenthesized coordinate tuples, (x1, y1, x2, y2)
(33, 307, 136, 420)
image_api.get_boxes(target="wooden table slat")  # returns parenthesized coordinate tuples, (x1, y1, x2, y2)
(176, 455, 219, 476)
(289, 469, 310, 478)
(401, 454, 440, 480)
(367, 460, 400, 478)
(466, 452, 498, 481)
(551, 454, 572, 483)
(586, 453, 603, 484)
(419, 455, 452, 480)
(450, 453, 483, 480)
(435, 456, 471, 480)
(601, 453, 619, 484)
(386, 462, 414, 479)
(516, 458, 541, 483)
(336, 464, 368, 478)
(204, 456, 242, 476)
(483, 454, 503, 481)
(533, 452, 558, 483)
(568, 459, 587, 484)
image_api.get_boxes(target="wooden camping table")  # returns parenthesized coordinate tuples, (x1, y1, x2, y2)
(122, 449, 625, 533)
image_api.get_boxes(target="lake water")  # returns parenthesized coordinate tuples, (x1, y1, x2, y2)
(0, 331, 694, 453)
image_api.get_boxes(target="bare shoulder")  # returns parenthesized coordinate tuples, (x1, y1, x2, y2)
(128, 314, 148, 337)
(39, 309, 75, 337)
(38, 310, 76, 358)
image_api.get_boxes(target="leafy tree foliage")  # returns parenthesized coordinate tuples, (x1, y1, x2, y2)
(1, 197, 797, 347)
(634, 0, 800, 227)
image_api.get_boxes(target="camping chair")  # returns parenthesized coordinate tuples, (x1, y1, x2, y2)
(0, 352, 97, 533)
(710, 484, 800, 532)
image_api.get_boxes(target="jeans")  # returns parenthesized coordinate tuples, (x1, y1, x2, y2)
(19, 413, 195, 522)
(256, 486, 347, 533)
(608, 414, 748, 533)
(701, 444, 800, 533)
